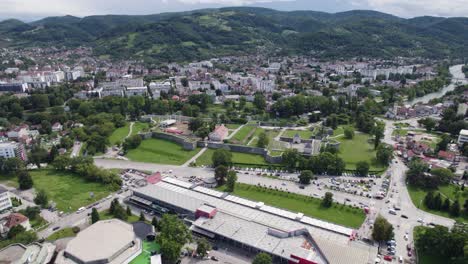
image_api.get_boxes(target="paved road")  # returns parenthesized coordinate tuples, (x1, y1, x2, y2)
(38, 191, 131, 239)
(225, 124, 244, 140)
(182, 147, 208, 167)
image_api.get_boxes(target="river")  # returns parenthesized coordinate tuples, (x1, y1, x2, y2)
(408, 64, 467, 105)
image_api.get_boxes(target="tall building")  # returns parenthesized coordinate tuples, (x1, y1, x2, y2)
(458, 129, 468, 145)
(0, 186, 12, 212)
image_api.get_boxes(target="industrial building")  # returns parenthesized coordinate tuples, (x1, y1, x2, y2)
(130, 177, 376, 264)
(56, 219, 142, 264)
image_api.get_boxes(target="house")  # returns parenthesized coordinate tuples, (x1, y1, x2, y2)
(458, 129, 468, 145)
(438, 150, 456, 162)
(7, 125, 29, 139)
(1, 213, 31, 234)
(209, 125, 229, 142)
(52, 122, 63, 132)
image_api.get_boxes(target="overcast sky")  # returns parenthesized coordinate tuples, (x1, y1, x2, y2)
(1, 0, 467, 21)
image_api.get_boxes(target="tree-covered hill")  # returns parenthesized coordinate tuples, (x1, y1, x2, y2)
(2, 7, 468, 62)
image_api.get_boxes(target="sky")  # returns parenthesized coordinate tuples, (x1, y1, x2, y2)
(0, 0, 467, 21)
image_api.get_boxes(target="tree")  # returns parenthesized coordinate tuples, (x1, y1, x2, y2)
(442, 198, 451, 212)
(356, 161, 370, 177)
(123, 135, 142, 152)
(436, 134, 451, 152)
(196, 238, 211, 258)
(252, 253, 272, 264)
(157, 214, 192, 263)
(321, 192, 333, 208)
(18, 170, 33, 190)
(372, 121, 385, 149)
(52, 155, 71, 170)
(29, 146, 48, 168)
(7, 225, 26, 239)
(226, 171, 237, 192)
(151, 217, 159, 231)
(418, 118, 437, 131)
(257, 132, 269, 148)
(113, 205, 128, 221)
(282, 149, 301, 172)
(91, 208, 100, 224)
(424, 191, 435, 209)
(450, 200, 460, 217)
(376, 144, 393, 165)
(372, 215, 394, 242)
(212, 149, 232, 167)
(253, 94, 266, 111)
(464, 199, 468, 215)
(126, 206, 132, 216)
(188, 117, 204, 132)
(139, 211, 146, 221)
(34, 189, 48, 208)
(344, 126, 355, 139)
(298, 170, 313, 185)
(214, 165, 228, 186)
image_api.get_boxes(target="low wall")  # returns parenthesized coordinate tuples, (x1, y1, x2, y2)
(279, 137, 313, 144)
(200, 141, 283, 164)
(140, 132, 196, 150)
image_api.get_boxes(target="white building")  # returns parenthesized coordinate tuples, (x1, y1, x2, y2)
(457, 103, 467, 116)
(125, 87, 148, 97)
(0, 186, 12, 212)
(458, 129, 468, 145)
(0, 142, 19, 159)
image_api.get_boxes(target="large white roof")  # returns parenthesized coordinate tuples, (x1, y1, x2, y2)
(64, 219, 135, 263)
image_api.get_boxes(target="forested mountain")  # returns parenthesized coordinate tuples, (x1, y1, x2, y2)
(2, 7, 468, 62)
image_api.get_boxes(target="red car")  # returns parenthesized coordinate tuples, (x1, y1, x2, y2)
(384, 255, 393, 261)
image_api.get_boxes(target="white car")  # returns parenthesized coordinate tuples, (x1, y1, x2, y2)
(76, 207, 86, 213)
(417, 218, 423, 223)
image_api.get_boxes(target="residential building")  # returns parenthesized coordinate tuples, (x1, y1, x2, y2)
(457, 103, 467, 116)
(0, 186, 12, 212)
(208, 125, 229, 142)
(0, 142, 18, 159)
(52, 122, 63, 132)
(1, 213, 31, 232)
(125, 87, 148, 97)
(0, 82, 28, 93)
(458, 129, 468, 145)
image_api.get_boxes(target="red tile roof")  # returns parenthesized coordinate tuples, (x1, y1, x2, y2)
(4, 213, 28, 228)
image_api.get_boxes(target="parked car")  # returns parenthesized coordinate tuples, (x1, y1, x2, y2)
(52, 226, 60, 231)
(401, 214, 408, 219)
(384, 255, 393, 261)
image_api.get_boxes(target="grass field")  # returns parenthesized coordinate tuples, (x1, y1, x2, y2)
(130, 241, 160, 264)
(109, 123, 130, 145)
(217, 183, 365, 228)
(283, 129, 315, 139)
(230, 125, 256, 144)
(408, 184, 468, 222)
(226, 124, 242, 129)
(337, 133, 385, 171)
(413, 226, 457, 264)
(99, 209, 141, 223)
(46, 227, 76, 241)
(126, 138, 201, 165)
(131, 122, 150, 136)
(0, 173, 18, 187)
(30, 169, 114, 212)
(392, 129, 408, 137)
(332, 126, 346, 137)
(195, 149, 269, 167)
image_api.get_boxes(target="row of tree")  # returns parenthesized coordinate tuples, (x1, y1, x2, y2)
(423, 191, 466, 217)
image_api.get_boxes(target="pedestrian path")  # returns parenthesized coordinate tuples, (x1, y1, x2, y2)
(182, 147, 208, 167)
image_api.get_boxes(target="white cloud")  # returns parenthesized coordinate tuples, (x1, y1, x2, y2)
(352, 0, 468, 17)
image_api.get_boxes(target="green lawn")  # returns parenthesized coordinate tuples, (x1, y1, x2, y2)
(30, 169, 114, 213)
(132, 122, 150, 136)
(332, 126, 346, 137)
(337, 133, 385, 171)
(126, 138, 201, 165)
(249, 129, 281, 149)
(130, 241, 160, 264)
(230, 125, 256, 144)
(46, 227, 76, 241)
(392, 129, 408, 137)
(99, 209, 141, 223)
(408, 184, 468, 222)
(226, 124, 242, 129)
(217, 183, 365, 228)
(195, 149, 269, 167)
(283, 129, 315, 139)
(109, 123, 130, 145)
(0, 173, 18, 188)
(413, 226, 458, 264)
